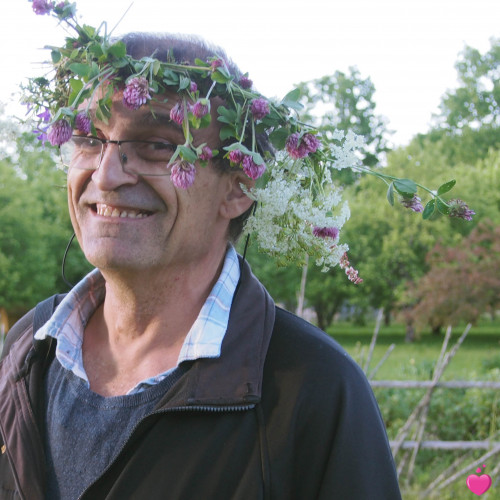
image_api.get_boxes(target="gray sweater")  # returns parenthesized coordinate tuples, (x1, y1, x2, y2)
(43, 359, 186, 499)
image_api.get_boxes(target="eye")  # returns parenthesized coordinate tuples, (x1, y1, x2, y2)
(73, 136, 102, 152)
(135, 141, 176, 161)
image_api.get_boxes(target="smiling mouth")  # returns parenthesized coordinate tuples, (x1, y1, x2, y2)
(93, 203, 153, 219)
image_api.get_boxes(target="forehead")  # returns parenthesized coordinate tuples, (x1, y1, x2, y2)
(86, 91, 223, 147)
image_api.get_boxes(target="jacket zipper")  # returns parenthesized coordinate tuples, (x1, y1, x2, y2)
(77, 403, 256, 500)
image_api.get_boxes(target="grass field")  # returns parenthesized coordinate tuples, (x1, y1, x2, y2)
(326, 319, 500, 380)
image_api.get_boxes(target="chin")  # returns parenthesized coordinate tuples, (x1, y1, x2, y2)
(84, 245, 153, 273)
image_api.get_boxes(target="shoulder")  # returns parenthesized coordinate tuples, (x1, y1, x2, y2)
(0, 309, 35, 362)
(269, 306, 367, 386)
(264, 306, 383, 422)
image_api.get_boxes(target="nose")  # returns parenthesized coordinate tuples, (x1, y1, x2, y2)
(91, 142, 139, 191)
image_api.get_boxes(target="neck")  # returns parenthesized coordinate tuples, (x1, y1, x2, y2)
(100, 244, 228, 342)
(81, 244, 228, 396)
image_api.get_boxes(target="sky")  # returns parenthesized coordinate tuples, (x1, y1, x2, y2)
(1, 0, 499, 146)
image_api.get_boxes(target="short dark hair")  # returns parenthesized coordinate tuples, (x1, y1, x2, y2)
(120, 32, 271, 242)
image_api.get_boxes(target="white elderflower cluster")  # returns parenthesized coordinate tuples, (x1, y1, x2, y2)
(329, 130, 366, 171)
(243, 158, 351, 270)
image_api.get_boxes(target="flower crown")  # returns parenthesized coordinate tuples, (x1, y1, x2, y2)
(24, 0, 473, 282)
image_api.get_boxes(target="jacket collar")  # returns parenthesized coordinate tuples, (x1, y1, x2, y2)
(155, 255, 276, 409)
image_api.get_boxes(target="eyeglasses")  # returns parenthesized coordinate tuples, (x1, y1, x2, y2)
(60, 135, 177, 176)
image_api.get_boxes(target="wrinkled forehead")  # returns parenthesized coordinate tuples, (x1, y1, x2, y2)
(84, 90, 223, 147)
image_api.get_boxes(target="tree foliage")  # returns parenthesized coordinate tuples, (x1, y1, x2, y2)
(407, 221, 500, 332)
(0, 127, 92, 319)
(437, 38, 500, 131)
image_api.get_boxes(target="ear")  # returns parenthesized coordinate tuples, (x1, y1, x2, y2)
(219, 171, 255, 220)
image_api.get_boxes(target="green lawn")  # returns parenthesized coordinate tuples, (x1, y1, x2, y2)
(327, 320, 500, 380)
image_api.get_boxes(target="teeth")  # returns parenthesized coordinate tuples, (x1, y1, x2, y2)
(96, 204, 148, 219)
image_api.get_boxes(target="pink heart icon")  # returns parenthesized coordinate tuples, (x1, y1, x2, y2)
(466, 474, 492, 495)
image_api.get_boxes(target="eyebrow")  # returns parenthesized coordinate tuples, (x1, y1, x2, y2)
(137, 111, 183, 133)
(87, 109, 183, 134)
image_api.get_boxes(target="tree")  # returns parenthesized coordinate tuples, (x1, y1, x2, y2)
(239, 240, 302, 312)
(0, 126, 92, 321)
(297, 67, 391, 171)
(426, 38, 500, 166)
(437, 38, 500, 131)
(304, 266, 356, 330)
(408, 221, 500, 333)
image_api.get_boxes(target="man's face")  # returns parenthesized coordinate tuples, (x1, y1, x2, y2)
(67, 91, 236, 276)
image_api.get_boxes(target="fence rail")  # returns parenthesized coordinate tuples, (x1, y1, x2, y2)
(371, 380, 500, 389)
(389, 440, 500, 450)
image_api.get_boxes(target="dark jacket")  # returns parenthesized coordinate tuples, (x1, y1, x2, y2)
(0, 260, 401, 500)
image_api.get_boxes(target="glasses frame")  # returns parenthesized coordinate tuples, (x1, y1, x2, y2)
(60, 135, 175, 176)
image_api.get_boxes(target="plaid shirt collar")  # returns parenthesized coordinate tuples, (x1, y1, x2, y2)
(34, 246, 240, 395)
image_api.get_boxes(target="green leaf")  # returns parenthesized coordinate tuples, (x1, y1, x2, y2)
(68, 79, 85, 106)
(51, 50, 61, 64)
(69, 63, 91, 78)
(108, 41, 126, 59)
(422, 199, 436, 220)
(198, 113, 212, 128)
(437, 179, 456, 195)
(112, 59, 129, 69)
(386, 182, 394, 206)
(187, 112, 211, 130)
(436, 198, 450, 215)
(95, 106, 107, 124)
(217, 106, 237, 120)
(211, 70, 230, 84)
(89, 62, 100, 79)
(163, 70, 179, 86)
(269, 128, 289, 150)
(88, 43, 104, 58)
(69, 79, 84, 92)
(251, 152, 265, 165)
(217, 115, 234, 126)
(393, 178, 417, 197)
(223, 143, 252, 155)
(281, 88, 301, 106)
(168, 145, 181, 165)
(218, 66, 232, 79)
(261, 114, 280, 127)
(178, 145, 198, 163)
(179, 76, 191, 91)
(194, 58, 210, 68)
(220, 125, 237, 141)
(152, 60, 162, 76)
(59, 107, 75, 118)
(82, 24, 96, 38)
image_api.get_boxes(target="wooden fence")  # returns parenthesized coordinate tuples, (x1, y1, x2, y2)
(363, 314, 500, 497)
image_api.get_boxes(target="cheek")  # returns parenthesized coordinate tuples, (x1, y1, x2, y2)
(67, 171, 91, 227)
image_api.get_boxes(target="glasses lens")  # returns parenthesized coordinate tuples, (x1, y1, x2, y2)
(120, 141, 175, 176)
(60, 137, 176, 176)
(60, 136, 102, 170)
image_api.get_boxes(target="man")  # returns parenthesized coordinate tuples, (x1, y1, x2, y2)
(0, 18, 401, 500)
